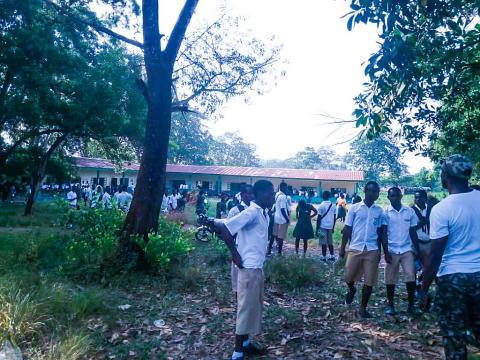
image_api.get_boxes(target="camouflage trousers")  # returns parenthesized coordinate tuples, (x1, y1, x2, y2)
(435, 271, 480, 360)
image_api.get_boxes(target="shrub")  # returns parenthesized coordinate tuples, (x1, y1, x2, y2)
(64, 207, 125, 278)
(41, 332, 91, 360)
(265, 256, 324, 291)
(137, 217, 194, 274)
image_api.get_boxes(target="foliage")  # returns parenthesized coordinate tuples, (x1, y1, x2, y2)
(261, 146, 345, 170)
(137, 218, 194, 274)
(346, 0, 480, 173)
(344, 135, 407, 182)
(65, 207, 125, 278)
(265, 257, 324, 291)
(208, 132, 261, 167)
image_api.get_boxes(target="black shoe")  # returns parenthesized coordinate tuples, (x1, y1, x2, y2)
(359, 309, 372, 318)
(345, 288, 356, 305)
(243, 343, 267, 356)
(407, 306, 422, 316)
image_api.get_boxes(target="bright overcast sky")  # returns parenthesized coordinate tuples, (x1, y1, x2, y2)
(118, 0, 433, 173)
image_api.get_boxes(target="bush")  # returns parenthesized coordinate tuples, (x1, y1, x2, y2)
(265, 256, 324, 291)
(64, 207, 125, 278)
(137, 217, 194, 274)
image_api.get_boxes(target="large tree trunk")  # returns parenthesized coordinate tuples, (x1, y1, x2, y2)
(24, 134, 67, 215)
(120, 0, 198, 251)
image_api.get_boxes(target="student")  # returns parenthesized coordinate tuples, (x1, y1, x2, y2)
(419, 155, 480, 359)
(411, 190, 431, 265)
(167, 189, 180, 211)
(336, 194, 347, 222)
(293, 200, 318, 256)
(161, 190, 168, 213)
(195, 190, 207, 215)
(102, 186, 112, 209)
(228, 184, 255, 295)
(316, 191, 337, 261)
(214, 180, 275, 360)
(115, 185, 132, 211)
(90, 185, 103, 208)
(268, 182, 289, 256)
(383, 187, 421, 316)
(66, 186, 78, 209)
(216, 192, 230, 219)
(339, 181, 387, 318)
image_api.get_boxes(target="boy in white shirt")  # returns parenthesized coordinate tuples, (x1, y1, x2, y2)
(268, 182, 290, 256)
(214, 180, 275, 360)
(66, 186, 78, 209)
(339, 181, 388, 318)
(383, 187, 420, 316)
(316, 191, 337, 261)
(420, 155, 480, 359)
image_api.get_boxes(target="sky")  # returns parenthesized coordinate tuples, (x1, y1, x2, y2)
(114, 0, 434, 173)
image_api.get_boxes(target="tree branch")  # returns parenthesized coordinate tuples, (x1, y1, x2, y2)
(164, 0, 200, 62)
(43, 0, 143, 49)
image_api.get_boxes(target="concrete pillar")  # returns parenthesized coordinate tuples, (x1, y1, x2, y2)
(96, 169, 100, 185)
(317, 181, 322, 197)
(217, 175, 222, 195)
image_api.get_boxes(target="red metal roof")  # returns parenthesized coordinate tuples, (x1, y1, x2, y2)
(74, 157, 364, 181)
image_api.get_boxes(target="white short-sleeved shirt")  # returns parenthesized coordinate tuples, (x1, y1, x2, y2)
(227, 202, 248, 219)
(168, 194, 178, 209)
(274, 191, 289, 224)
(318, 201, 336, 230)
(430, 190, 480, 277)
(224, 202, 270, 269)
(384, 205, 417, 254)
(102, 192, 111, 208)
(116, 192, 132, 210)
(67, 191, 77, 206)
(286, 195, 292, 216)
(345, 201, 385, 251)
(412, 205, 429, 242)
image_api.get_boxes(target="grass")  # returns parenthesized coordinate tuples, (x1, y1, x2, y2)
(0, 200, 478, 359)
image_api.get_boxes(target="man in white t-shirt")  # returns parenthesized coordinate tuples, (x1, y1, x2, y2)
(420, 155, 480, 359)
(383, 187, 420, 316)
(214, 180, 275, 360)
(267, 182, 290, 256)
(66, 186, 78, 209)
(316, 191, 337, 261)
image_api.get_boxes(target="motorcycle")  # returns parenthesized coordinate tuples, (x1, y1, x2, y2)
(195, 213, 216, 242)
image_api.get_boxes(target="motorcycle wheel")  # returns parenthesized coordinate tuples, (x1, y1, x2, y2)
(195, 227, 211, 242)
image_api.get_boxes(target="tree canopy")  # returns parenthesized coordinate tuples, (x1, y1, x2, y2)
(347, 0, 480, 174)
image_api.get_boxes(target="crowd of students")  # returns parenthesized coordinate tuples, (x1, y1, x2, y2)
(212, 154, 480, 360)
(66, 183, 133, 211)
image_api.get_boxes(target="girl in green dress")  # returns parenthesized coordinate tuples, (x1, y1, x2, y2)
(293, 200, 318, 256)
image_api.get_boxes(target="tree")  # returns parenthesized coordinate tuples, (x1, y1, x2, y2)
(346, 0, 480, 174)
(208, 132, 260, 167)
(168, 113, 212, 165)
(292, 147, 321, 169)
(0, 0, 146, 214)
(344, 135, 407, 183)
(42, 0, 281, 247)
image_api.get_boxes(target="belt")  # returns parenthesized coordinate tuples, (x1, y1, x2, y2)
(418, 239, 431, 244)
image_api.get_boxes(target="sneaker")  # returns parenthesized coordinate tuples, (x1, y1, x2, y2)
(345, 288, 356, 305)
(320, 256, 327, 262)
(243, 343, 267, 356)
(385, 305, 396, 316)
(327, 255, 336, 261)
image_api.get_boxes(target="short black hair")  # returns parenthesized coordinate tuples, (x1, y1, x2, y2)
(121, 185, 127, 192)
(254, 180, 274, 197)
(279, 182, 288, 190)
(364, 181, 380, 191)
(241, 184, 253, 194)
(322, 190, 331, 200)
(415, 189, 427, 198)
(388, 186, 402, 195)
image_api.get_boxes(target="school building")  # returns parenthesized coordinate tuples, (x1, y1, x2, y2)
(74, 157, 364, 195)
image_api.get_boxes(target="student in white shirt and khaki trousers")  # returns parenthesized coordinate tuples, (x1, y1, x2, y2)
(214, 180, 276, 360)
